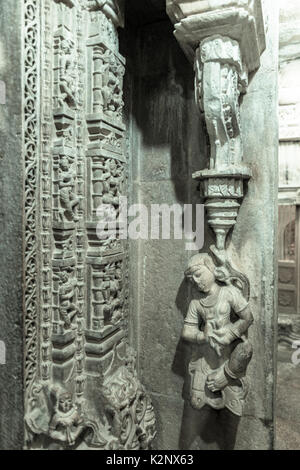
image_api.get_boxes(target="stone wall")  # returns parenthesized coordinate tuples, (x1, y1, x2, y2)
(123, 0, 279, 450)
(0, 1, 24, 450)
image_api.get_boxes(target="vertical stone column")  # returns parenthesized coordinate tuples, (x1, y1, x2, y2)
(21, 0, 156, 450)
(167, 0, 278, 449)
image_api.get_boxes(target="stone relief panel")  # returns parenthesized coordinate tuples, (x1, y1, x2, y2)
(167, 0, 266, 417)
(23, 0, 156, 450)
(183, 250, 253, 416)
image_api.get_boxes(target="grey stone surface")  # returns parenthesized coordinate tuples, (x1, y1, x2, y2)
(0, 1, 24, 450)
(0, 0, 279, 450)
(124, 0, 278, 450)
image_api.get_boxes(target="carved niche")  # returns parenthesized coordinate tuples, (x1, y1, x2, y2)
(23, 0, 156, 449)
(167, 0, 266, 416)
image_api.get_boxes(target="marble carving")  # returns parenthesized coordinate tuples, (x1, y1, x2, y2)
(23, 0, 156, 450)
(167, 0, 266, 416)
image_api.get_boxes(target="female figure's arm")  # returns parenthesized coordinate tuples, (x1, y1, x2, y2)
(229, 304, 253, 340)
(182, 300, 206, 345)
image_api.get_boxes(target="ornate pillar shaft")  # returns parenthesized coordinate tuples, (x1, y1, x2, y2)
(22, 0, 156, 450)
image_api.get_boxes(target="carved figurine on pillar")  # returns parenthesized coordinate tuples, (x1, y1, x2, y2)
(87, 0, 124, 28)
(194, 36, 248, 170)
(183, 251, 253, 416)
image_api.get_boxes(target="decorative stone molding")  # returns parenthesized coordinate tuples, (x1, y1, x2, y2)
(167, 0, 266, 417)
(23, 0, 156, 450)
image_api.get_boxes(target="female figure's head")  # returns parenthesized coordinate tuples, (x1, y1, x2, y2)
(185, 253, 216, 294)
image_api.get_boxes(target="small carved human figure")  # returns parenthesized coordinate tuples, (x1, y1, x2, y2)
(183, 252, 253, 416)
(58, 156, 80, 222)
(57, 39, 77, 109)
(109, 267, 123, 325)
(102, 159, 123, 209)
(49, 389, 84, 447)
(55, 270, 78, 329)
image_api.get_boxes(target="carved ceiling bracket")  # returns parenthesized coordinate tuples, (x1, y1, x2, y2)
(167, 0, 265, 252)
(167, 0, 266, 417)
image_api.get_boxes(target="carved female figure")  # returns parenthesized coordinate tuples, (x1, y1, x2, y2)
(49, 390, 84, 447)
(58, 156, 80, 222)
(183, 253, 253, 416)
(56, 270, 78, 329)
(88, 0, 123, 27)
(58, 39, 77, 109)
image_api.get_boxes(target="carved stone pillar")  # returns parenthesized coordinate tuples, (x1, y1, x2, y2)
(167, 0, 277, 432)
(20, 0, 156, 450)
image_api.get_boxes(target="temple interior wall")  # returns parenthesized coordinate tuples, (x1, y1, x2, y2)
(122, 0, 279, 450)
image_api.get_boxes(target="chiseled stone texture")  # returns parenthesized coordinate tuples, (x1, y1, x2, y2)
(278, 0, 300, 188)
(123, 18, 208, 449)
(223, 0, 279, 449)
(0, 1, 24, 450)
(124, 0, 278, 450)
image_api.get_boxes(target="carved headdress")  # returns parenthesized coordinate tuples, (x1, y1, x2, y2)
(185, 248, 250, 301)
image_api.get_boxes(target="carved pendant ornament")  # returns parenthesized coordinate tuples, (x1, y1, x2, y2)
(23, 0, 156, 449)
(166, 0, 266, 416)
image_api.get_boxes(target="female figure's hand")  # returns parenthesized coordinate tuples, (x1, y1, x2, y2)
(209, 327, 236, 346)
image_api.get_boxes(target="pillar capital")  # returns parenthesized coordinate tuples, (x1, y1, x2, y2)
(166, 0, 265, 72)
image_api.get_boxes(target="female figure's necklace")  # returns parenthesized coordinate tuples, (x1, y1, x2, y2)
(199, 284, 221, 308)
